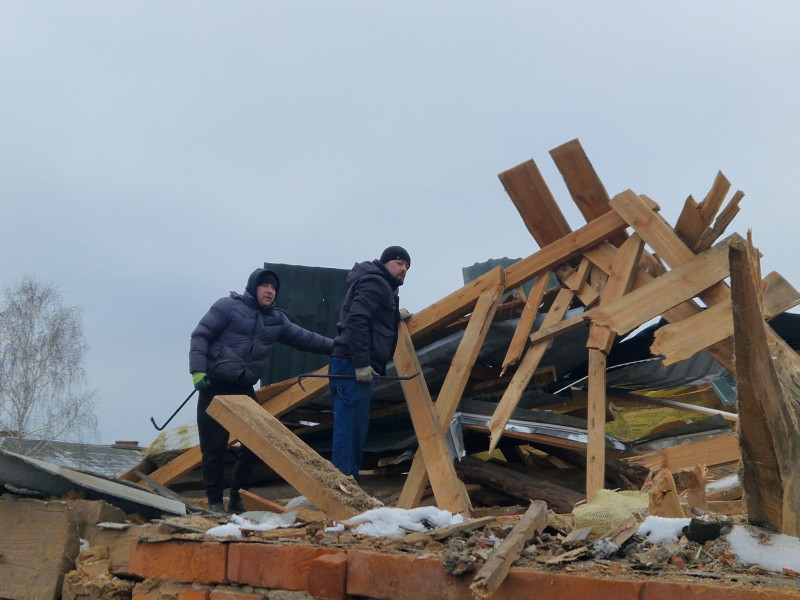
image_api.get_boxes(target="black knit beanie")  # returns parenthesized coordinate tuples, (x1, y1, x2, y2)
(380, 246, 411, 267)
(257, 270, 280, 292)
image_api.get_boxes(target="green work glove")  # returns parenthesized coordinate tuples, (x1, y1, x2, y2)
(192, 372, 211, 390)
(355, 366, 379, 383)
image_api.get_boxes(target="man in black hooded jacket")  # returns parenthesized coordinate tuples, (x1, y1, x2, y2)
(190, 267, 333, 513)
(329, 246, 411, 481)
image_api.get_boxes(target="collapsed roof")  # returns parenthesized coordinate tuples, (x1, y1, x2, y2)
(5, 137, 800, 539)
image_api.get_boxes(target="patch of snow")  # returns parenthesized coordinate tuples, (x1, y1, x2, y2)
(636, 516, 691, 544)
(726, 525, 800, 573)
(344, 506, 465, 538)
(205, 522, 243, 538)
(705, 474, 738, 491)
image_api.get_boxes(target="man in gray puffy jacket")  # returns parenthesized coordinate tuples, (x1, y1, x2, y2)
(190, 267, 333, 513)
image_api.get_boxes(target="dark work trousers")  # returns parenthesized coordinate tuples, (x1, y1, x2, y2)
(196, 378, 259, 504)
(329, 356, 376, 483)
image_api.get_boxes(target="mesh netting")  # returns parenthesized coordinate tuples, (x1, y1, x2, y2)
(572, 489, 649, 538)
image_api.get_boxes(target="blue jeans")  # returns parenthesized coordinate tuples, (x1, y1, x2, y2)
(329, 356, 376, 482)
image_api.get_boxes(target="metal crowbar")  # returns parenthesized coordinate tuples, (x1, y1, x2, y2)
(149, 388, 198, 431)
(296, 372, 419, 391)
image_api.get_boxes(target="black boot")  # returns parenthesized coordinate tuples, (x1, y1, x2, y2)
(208, 499, 226, 514)
(228, 492, 245, 514)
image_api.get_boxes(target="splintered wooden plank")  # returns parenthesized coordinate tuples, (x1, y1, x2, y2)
(762, 271, 800, 318)
(699, 171, 732, 225)
(397, 285, 504, 509)
(549, 138, 628, 248)
(609, 190, 731, 308)
(498, 159, 572, 247)
(652, 271, 799, 365)
(488, 288, 575, 453)
(729, 236, 800, 535)
(584, 242, 677, 303)
(612, 189, 701, 267)
(678, 465, 709, 513)
(406, 266, 505, 340)
(207, 395, 381, 521)
(555, 259, 600, 308)
(648, 469, 686, 518)
(675, 173, 733, 250)
(694, 189, 744, 252)
(651, 302, 732, 366)
(624, 432, 740, 472)
(587, 235, 735, 337)
(583, 241, 736, 373)
(586, 234, 644, 353)
(393, 322, 472, 515)
(674, 195, 706, 249)
(526, 240, 734, 371)
(470, 500, 547, 599)
(585, 349, 607, 502)
(501, 272, 551, 375)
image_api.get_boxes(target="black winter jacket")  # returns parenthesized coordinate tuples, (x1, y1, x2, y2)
(331, 259, 401, 375)
(190, 268, 334, 386)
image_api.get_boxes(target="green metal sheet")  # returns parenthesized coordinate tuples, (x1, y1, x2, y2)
(260, 262, 349, 385)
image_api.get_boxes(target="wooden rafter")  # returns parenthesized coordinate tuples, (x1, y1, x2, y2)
(549, 138, 628, 248)
(498, 159, 572, 248)
(488, 287, 575, 453)
(396, 284, 504, 509)
(500, 272, 551, 375)
(393, 322, 473, 515)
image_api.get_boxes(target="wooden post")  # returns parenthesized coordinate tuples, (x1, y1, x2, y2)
(393, 322, 472, 515)
(397, 285, 504, 509)
(729, 236, 800, 535)
(585, 349, 607, 502)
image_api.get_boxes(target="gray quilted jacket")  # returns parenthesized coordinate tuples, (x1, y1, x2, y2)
(189, 268, 333, 386)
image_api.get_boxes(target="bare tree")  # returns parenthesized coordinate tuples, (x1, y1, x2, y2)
(0, 277, 98, 442)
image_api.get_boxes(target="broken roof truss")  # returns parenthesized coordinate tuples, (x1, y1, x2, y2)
(139, 138, 800, 536)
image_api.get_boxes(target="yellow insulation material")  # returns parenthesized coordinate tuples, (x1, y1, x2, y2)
(603, 405, 707, 441)
(572, 489, 649, 539)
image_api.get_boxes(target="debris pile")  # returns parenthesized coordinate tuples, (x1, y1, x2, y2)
(3, 138, 800, 599)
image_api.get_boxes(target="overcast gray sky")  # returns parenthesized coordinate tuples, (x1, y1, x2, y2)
(2, 3, 799, 446)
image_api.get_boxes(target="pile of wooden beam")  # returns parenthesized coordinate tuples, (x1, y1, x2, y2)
(140, 138, 800, 536)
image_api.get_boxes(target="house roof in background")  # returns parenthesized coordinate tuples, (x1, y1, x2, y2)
(0, 437, 143, 479)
